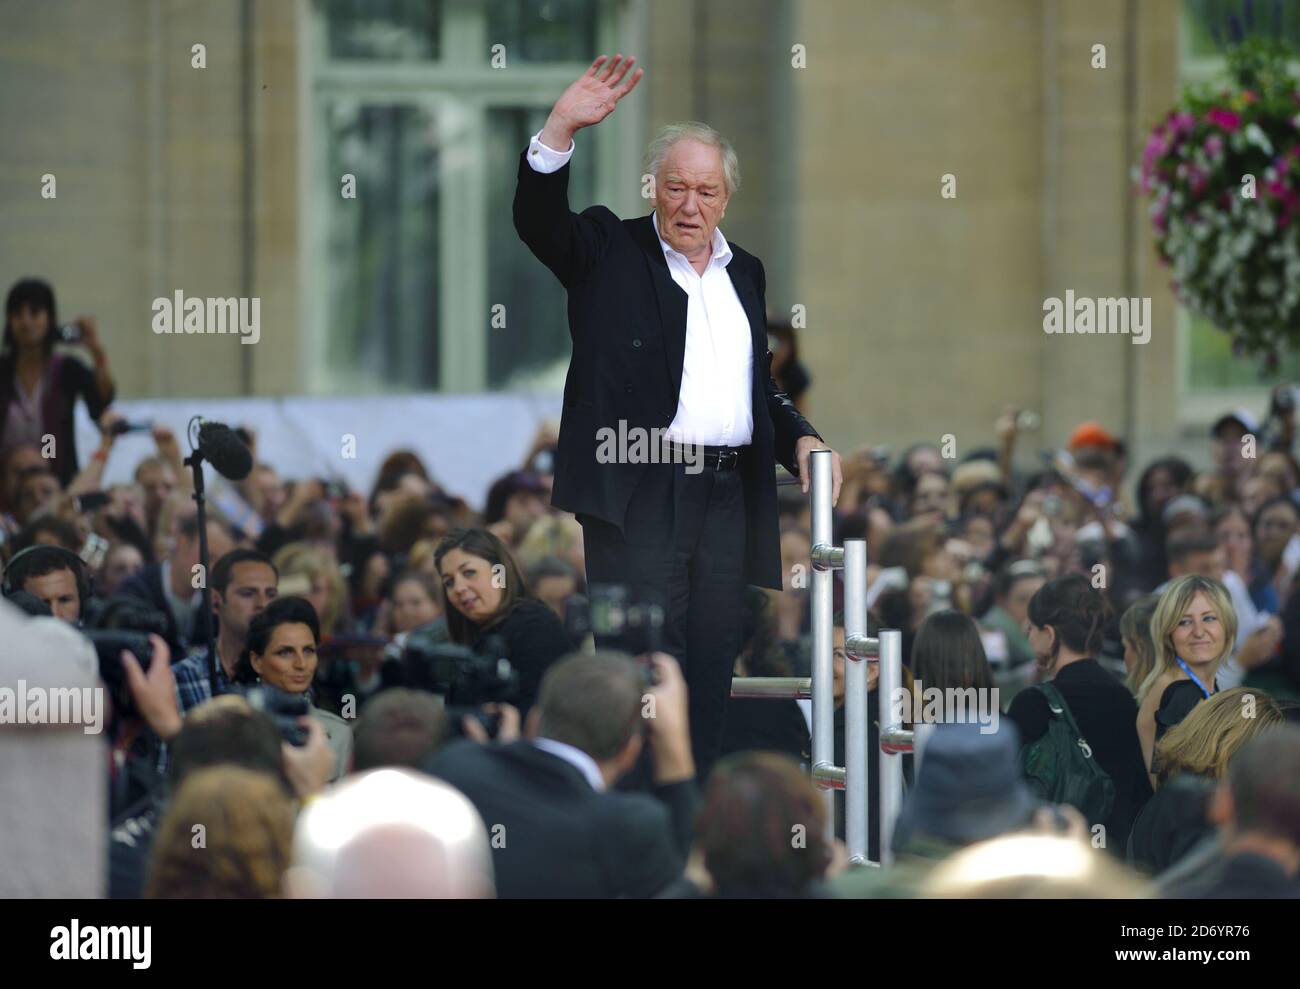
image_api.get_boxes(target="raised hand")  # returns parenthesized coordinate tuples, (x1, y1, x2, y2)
(541, 54, 644, 148)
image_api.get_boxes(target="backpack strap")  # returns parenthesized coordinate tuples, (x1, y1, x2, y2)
(1035, 681, 1097, 760)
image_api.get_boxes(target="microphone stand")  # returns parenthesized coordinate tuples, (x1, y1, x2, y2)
(185, 421, 220, 698)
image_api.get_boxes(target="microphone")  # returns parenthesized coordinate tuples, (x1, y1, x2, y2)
(196, 420, 253, 481)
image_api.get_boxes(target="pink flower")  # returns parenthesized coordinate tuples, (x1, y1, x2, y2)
(1244, 90, 1258, 105)
(1203, 134, 1224, 158)
(1206, 107, 1242, 132)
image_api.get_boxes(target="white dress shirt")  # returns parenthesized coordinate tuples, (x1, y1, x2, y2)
(527, 130, 755, 448)
(533, 736, 605, 792)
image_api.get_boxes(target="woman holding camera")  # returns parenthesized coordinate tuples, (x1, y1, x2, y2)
(235, 595, 353, 781)
(435, 527, 576, 718)
(0, 278, 116, 485)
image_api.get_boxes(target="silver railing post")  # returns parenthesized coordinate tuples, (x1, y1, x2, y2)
(842, 538, 868, 865)
(809, 450, 842, 843)
(877, 628, 908, 866)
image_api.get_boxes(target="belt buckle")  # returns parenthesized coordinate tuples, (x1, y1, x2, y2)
(718, 449, 738, 471)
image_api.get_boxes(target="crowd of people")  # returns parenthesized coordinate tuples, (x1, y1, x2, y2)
(3, 275, 1300, 899)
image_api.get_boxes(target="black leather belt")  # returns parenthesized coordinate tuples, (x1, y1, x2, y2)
(665, 442, 747, 471)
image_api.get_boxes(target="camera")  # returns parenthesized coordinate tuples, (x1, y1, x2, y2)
(228, 683, 312, 746)
(55, 322, 83, 344)
(80, 595, 171, 718)
(566, 584, 664, 684)
(380, 627, 519, 737)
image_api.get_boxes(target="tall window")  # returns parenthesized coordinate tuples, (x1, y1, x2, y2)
(305, 0, 628, 395)
(1179, 0, 1300, 392)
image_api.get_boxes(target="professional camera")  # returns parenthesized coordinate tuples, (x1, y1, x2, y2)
(566, 583, 664, 684)
(227, 683, 312, 746)
(380, 626, 519, 737)
(80, 595, 171, 718)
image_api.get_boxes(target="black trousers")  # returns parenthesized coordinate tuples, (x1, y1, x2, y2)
(579, 456, 748, 780)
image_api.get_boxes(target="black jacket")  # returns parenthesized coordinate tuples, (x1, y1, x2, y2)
(0, 352, 114, 486)
(1007, 658, 1153, 853)
(425, 739, 697, 898)
(468, 598, 574, 719)
(1162, 851, 1300, 899)
(512, 151, 821, 589)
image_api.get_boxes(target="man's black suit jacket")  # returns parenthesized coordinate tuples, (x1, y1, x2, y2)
(425, 739, 697, 899)
(513, 149, 821, 589)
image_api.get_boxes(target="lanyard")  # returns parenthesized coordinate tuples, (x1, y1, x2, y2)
(1176, 657, 1213, 699)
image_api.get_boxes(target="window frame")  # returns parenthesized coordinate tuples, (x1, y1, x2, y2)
(299, 0, 646, 395)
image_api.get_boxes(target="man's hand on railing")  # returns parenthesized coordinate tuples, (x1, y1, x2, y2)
(795, 436, 842, 505)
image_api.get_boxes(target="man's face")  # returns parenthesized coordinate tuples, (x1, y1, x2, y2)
(215, 561, 278, 640)
(652, 139, 729, 260)
(25, 568, 80, 622)
(252, 466, 285, 520)
(16, 471, 59, 523)
(1213, 423, 1248, 473)
(1174, 549, 1225, 583)
(504, 491, 545, 534)
(138, 464, 177, 518)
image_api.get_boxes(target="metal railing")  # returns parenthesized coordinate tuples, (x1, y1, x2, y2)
(731, 449, 911, 867)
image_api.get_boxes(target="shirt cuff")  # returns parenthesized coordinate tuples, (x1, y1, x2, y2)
(527, 129, 575, 174)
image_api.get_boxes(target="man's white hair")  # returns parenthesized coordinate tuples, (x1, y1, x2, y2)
(643, 121, 741, 197)
(286, 769, 495, 898)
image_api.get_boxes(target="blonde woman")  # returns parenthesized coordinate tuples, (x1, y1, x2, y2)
(1136, 575, 1238, 785)
(1128, 687, 1284, 873)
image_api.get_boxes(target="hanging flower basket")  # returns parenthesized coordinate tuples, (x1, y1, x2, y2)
(1137, 39, 1300, 370)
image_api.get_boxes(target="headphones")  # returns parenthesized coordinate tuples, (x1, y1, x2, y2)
(1, 544, 91, 604)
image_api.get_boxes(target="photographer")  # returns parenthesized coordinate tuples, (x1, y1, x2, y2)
(0, 278, 116, 486)
(425, 650, 698, 898)
(233, 595, 353, 781)
(434, 527, 575, 718)
(2, 544, 87, 622)
(111, 693, 336, 898)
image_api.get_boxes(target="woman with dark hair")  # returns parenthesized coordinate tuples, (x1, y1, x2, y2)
(234, 595, 353, 781)
(434, 527, 575, 717)
(1006, 573, 1152, 852)
(1250, 495, 1299, 612)
(662, 752, 834, 898)
(1129, 457, 1193, 592)
(911, 609, 994, 693)
(0, 278, 117, 486)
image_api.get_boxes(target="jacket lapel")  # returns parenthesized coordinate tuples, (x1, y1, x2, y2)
(631, 214, 688, 408)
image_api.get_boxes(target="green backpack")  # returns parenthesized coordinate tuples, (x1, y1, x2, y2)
(1018, 682, 1117, 827)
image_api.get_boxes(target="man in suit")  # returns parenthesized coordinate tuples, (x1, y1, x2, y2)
(514, 54, 843, 778)
(424, 650, 697, 898)
(119, 509, 233, 658)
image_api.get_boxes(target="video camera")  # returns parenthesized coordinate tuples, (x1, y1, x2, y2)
(226, 683, 312, 746)
(80, 595, 171, 719)
(380, 625, 519, 737)
(566, 583, 665, 684)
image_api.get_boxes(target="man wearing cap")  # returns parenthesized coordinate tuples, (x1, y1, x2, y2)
(515, 55, 842, 777)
